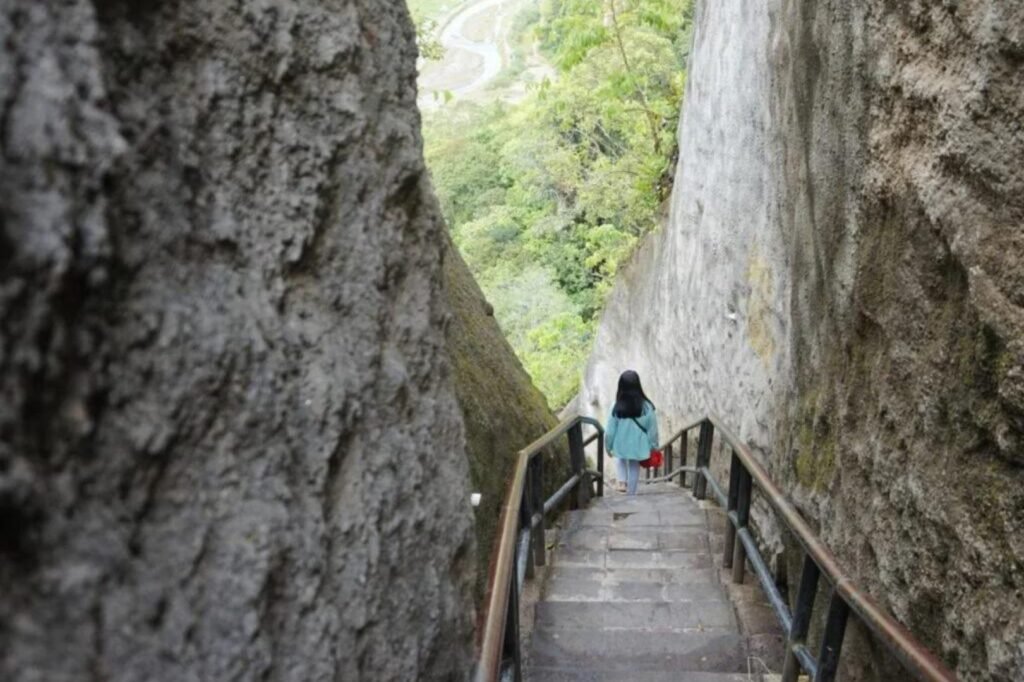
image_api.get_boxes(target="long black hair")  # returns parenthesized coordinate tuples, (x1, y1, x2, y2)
(612, 370, 654, 418)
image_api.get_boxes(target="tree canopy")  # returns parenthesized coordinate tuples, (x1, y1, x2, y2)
(423, 0, 694, 408)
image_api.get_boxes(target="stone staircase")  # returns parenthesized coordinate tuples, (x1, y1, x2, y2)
(524, 483, 783, 682)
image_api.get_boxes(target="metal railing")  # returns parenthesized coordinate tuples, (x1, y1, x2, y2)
(658, 415, 959, 682)
(476, 412, 958, 682)
(475, 415, 604, 682)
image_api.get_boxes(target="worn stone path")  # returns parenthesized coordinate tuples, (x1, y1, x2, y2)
(525, 483, 776, 682)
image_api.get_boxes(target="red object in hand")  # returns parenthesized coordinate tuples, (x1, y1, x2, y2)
(640, 449, 663, 469)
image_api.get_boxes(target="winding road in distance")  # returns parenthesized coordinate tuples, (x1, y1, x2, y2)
(417, 0, 518, 108)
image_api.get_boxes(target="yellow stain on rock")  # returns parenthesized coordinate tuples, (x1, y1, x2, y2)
(746, 248, 776, 368)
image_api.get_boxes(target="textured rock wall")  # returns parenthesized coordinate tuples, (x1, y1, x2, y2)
(0, 1, 478, 680)
(582, 0, 1024, 679)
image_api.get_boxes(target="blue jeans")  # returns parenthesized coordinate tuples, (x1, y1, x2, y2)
(615, 458, 640, 495)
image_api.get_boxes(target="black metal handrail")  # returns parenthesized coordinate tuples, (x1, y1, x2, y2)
(659, 415, 959, 682)
(475, 415, 604, 682)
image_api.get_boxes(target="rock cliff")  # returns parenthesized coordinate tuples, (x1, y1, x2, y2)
(0, 1, 499, 679)
(582, 0, 1024, 679)
(443, 239, 558, 600)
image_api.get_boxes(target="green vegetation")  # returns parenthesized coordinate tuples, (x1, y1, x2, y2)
(408, 0, 456, 60)
(406, 0, 458, 21)
(423, 0, 694, 408)
(408, 4, 445, 60)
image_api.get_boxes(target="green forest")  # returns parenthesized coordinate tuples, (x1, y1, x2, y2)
(419, 0, 694, 408)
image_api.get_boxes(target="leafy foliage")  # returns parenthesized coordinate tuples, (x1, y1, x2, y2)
(415, 18, 446, 61)
(423, 0, 693, 408)
(407, 0, 449, 60)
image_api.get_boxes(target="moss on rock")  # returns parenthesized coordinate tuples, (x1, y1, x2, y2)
(442, 238, 558, 601)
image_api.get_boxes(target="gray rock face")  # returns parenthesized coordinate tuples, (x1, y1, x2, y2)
(582, 0, 1024, 679)
(1, 1, 475, 680)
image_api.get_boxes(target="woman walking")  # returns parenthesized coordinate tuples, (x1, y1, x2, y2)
(605, 370, 659, 495)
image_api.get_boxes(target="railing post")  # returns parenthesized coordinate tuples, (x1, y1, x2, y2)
(815, 590, 850, 682)
(522, 467, 536, 581)
(568, 422, 589, 508)
(502, 553, 523, 682)
(723, 449, 741, 569)
(567, 432, 578, 511)
(530, 456, 545, 569)
(693, 420, 714, 500)
(731, 466, 752, 584)
(596, 428, 604, 498)
(665, 441, 673, 481)
(679, 430, 688, 488)
(782, 553, 821, 682)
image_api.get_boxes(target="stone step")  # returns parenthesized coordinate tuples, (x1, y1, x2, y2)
(556, 527, 709, 552)
(591, 485, 699, 504)
(585, 493, 704, 509)
(547, 565, 721, 586)
(543, 576, 726, 603)
(526, 669, 754, 682)
(534, 600, 737, 632)
(527, 629, 748, 673)
(562, 508, 707, 528)
(524, 485, 777, 680)
(552, 548, 714, 570)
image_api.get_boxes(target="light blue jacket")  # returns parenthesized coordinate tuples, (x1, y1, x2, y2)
(605, 401, 659, 460)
